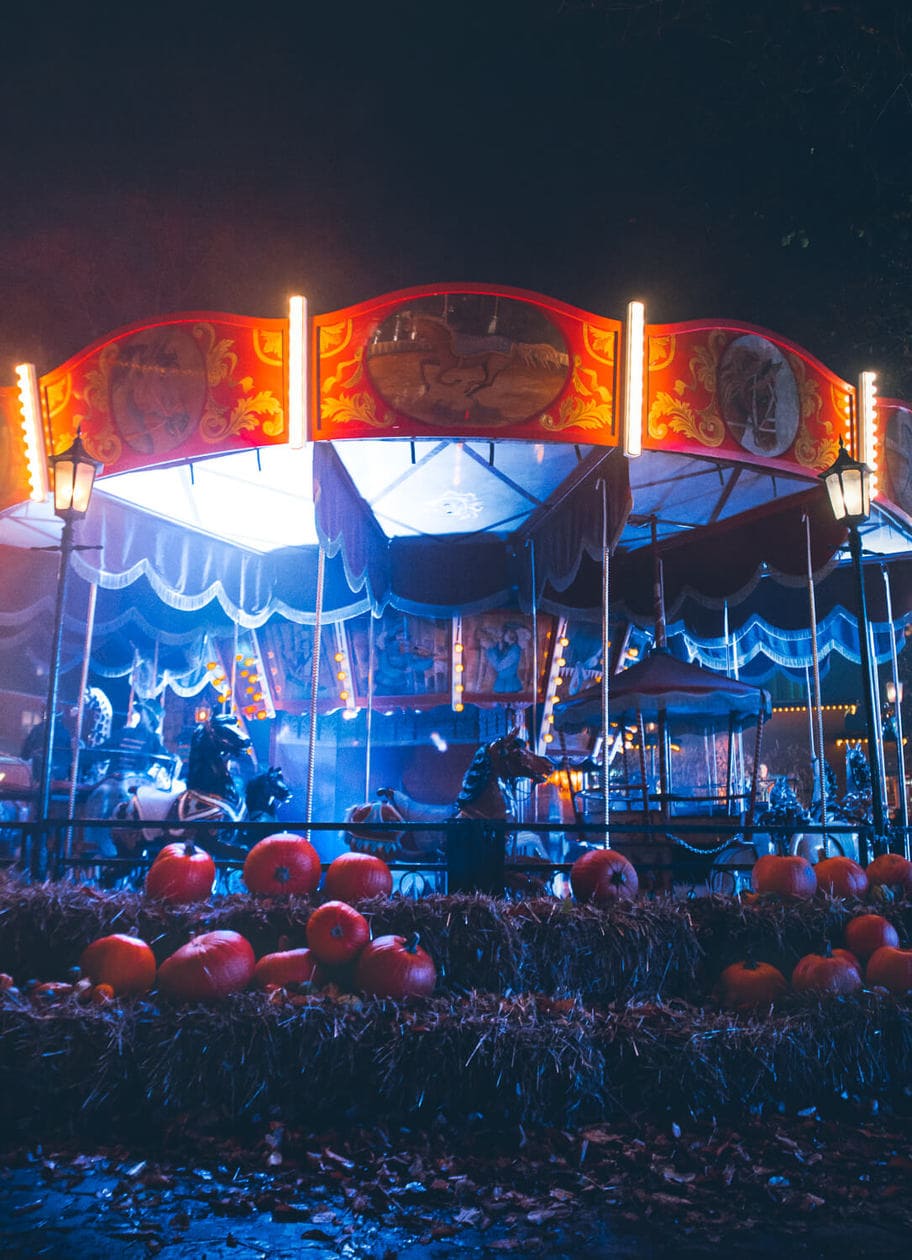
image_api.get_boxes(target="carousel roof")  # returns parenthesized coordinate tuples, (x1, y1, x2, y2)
(553, 648, 773, 733)
(2, 285, 912, 706)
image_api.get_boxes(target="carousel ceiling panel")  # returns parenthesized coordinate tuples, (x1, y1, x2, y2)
(96, 445, 318, 552)
(332, 439, 592, 538)
(622, 451, 813, 547)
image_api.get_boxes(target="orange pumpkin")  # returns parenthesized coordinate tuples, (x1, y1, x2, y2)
(844, 913, 900, 962)
(751, 854, 817, 900)
(144, 842, 215, 904)
(157, 930, 255, 1000)
(243, 832, 321, 896)
(718, 959, 788, 1009)
(791, 945, 862, 995)
(866, 853, 912, 896)
(570, 848, 638, 904)
(79, 933, 157, 996)
(253, 948, 320, 990)
(323, 852, 393, 901)
(354, 933, 437, 999)
(814, 856, 868, 900)
(866, 945, 912, 994)
(305, 900, 370, 966)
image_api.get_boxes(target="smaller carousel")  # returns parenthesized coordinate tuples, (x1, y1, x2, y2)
(554, 647, 772, 890)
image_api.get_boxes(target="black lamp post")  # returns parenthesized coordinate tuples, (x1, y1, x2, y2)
(35, 433, 101, 867)
(819, 438, 887, 844)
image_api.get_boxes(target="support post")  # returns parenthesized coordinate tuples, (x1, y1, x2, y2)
(848, 525, 887, 846)
(35, 519, 74, 878)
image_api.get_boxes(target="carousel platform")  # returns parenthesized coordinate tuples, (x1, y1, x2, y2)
(1, 877, 911, 1141)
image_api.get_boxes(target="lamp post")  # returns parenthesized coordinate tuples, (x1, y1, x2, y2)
(819, 438, 887, 845)
(34, 432, 101, 874)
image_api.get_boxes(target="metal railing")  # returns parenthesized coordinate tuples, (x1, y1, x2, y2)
(2, 814, 908, 898)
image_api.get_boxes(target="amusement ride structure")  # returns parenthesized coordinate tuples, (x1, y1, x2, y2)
(2, 284, 912, 882)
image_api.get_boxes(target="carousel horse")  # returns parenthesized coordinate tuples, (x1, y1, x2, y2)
(84, 715, 289, 867)
(344, 728, 554, 874)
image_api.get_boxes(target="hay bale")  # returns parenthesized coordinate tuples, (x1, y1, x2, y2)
(3, 987, 912, 1138)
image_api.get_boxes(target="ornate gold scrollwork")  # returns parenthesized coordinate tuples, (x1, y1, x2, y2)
(540, 356, 613, 433)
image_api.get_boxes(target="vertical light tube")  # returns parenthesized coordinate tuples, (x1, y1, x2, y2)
(623, 300, 645, 458)
(288, 295, 308, 448)
(858, 371, 878, 495)
(15, 363, 49, 501)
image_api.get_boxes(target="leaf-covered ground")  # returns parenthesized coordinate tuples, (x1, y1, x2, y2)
(2, 1110, 910, 1258)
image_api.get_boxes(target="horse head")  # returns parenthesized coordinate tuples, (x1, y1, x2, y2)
(186, 715, 253, 806)
(203, 713, 253, 758)
(489, 727, 553, 787)
(246, 765, 292, 819)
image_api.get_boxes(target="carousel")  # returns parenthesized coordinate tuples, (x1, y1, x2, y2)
(2, 285, 912, 1140)
(1, 284, 911, 887)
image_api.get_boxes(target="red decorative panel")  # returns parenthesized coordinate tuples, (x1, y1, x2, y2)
(878, 398, 912, 525)
(40, 313, 288, 473)
(0, 386, 32, 514)
(312, 285, 619, 445)
(645, 320, 850, 475)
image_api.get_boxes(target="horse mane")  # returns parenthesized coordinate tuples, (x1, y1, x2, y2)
(455, 741, 496, 810)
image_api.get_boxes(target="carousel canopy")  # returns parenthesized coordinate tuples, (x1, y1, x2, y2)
(553, 648, 773, 734)
(3, 285, 912, 706)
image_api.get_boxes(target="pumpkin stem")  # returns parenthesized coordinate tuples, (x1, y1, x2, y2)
(183, 842, 197, 856)
(823, 940, 833, 958)
(274, 865, 290, 884)
(405, 932, 421, 954)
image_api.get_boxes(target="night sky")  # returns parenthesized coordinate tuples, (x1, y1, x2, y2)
(3, 1, 911, 391)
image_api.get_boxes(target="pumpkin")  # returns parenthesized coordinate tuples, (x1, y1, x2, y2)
(814, 856, 868, 900)
(243, 832, 321, 896)
(79, 933, 156, 996)
(844, 913, 900, 962)
(157, 930, 255, 1000)
(570, 848, 638, 904)
(253, 947, 320, 990)
(144, 842, 215, 904)
(32, 981, 73, 1000)
(306, 900, 370, 966)
(718, 959, 788, 1009)
(323, 852, 393, 901)
(866, 945, 912, 994)
(791, 944, 863, 995)
(354, 932, 437, 999)
(750, 854, 817, 900)
(866, 853, 912, 896)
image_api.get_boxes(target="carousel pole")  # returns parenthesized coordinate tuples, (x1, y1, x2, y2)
(600, 480, 611, 841)
(882, 564, 910, 850)
(723, 602, 736, 810)
(528, 539, 539, 753)
(804, 513, 828, 834)
(651, 518, 670, 819)
(365, 614, 375, 799)
(305, 546, 326, 841)
(64, 580, 98, 869)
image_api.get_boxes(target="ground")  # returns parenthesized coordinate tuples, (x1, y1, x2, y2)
(2, 1111, 910, 1259)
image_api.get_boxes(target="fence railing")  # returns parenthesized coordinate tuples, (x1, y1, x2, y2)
(2, 815, 908, 897)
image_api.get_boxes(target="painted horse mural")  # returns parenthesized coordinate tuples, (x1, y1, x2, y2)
(400, 312, 566, 399)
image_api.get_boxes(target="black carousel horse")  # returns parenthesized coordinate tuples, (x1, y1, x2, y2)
(83, 715, 291, 872)
(344, 728, 553, 892)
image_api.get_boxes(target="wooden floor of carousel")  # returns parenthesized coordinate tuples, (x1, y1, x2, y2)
(2, 857, 912, 1256)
